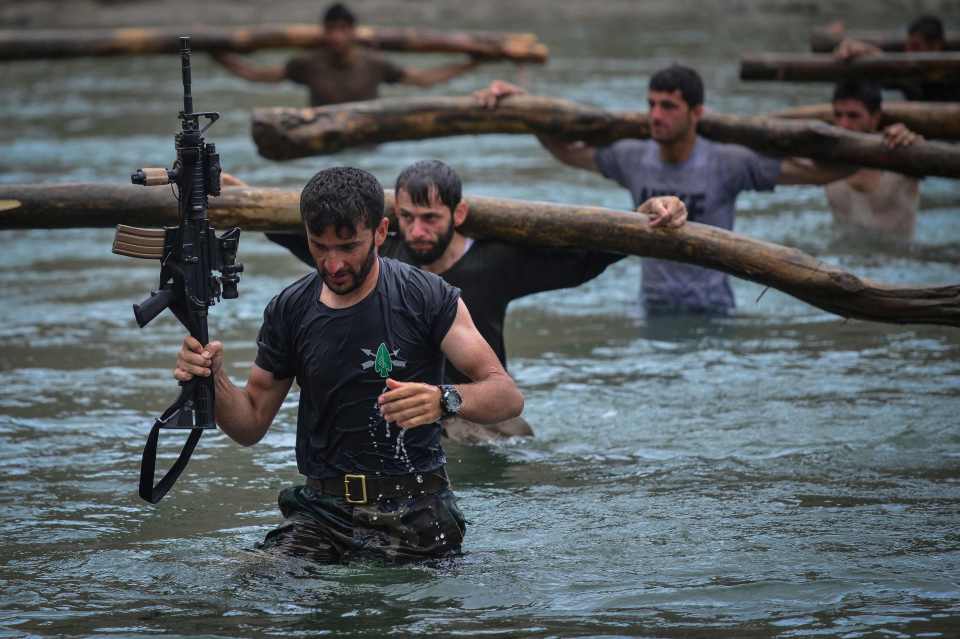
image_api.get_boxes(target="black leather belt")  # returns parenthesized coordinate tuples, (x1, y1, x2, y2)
(305, 470, 449, 505)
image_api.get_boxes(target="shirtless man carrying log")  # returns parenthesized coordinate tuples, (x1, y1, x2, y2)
(826, 79, 924, 241)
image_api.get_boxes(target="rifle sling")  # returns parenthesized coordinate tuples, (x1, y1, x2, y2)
(138, 380, 209, 504)
(139, 423, 203, 504)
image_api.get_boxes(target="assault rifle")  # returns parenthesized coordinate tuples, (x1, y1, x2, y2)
(112, 36, 243, 504)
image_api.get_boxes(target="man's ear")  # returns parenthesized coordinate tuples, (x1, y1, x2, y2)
(374, 216, 390, 247)
(690, 104, 705, 120)
(453, 200, 469, 228)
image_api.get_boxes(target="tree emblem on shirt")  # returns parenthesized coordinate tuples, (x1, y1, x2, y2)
(361, 343, 406, 377)
(375, 342, 393, 377)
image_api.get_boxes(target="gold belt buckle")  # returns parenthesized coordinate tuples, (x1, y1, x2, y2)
(344, 474, 368, 504)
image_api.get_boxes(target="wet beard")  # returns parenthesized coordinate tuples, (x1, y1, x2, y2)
(320, 237, 377, 295)
(406, 221, 455, 266)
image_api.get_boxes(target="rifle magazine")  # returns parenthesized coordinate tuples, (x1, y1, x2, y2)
(113, 224, 166, 260)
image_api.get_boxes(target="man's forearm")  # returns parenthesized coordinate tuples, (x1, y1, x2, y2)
(780, 157, 857, 185)
(455, 370, 524, 424)
(212, 53, 286, 82)
(535, 133, 599, 172)
(211, 370, 273, 446)
(404, 60, 479, 87)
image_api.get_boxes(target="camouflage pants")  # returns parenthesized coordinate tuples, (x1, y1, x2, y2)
(257, 483, 467, 563)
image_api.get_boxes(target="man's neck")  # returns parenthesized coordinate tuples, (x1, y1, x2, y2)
(320, 255, 380, 309)
(658, 132, 698, 164)
(419, 232, 468, 275)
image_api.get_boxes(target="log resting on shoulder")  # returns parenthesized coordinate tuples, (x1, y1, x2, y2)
(0, 183, 958, 328)
(250, 95, 960, 178)
(0, 25, 548, 63)
(810, 28, 960, 53)
(769, 101, 960, 140)
(740, 52, 960, 83)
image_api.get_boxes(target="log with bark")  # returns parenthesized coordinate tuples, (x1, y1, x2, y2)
(810, 27, 960, 53)
(769, 101, 960, 140)
(0, 25, 548, 63)
(740, 52, 960, 82)
(250, 95, 960, 178)
(1, 183, 958, 328)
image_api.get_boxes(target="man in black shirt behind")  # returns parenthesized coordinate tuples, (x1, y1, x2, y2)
(268, 161, 687, 442)
(834, 15, 959, 102)
(175, 167, 522, 563)
(211, 3, 486, 107)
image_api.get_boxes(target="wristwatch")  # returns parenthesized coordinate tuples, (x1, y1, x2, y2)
(438, 384, 463, 418)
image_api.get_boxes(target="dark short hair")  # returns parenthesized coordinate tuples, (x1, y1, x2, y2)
(323, 3, 356, 26)
(394, 160, 463, 213)
(300, 167, 384, 236)
(649, 65, 704, 108)
(908, 15, 944, 43)
(832, 79, 883, 113)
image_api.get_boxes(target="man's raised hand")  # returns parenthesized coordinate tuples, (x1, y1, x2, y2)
(473, 79, 527, 109)
(638, 195, 687, 229)
(882, 123, 923, 149)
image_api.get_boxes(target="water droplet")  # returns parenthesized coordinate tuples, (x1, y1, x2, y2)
(415, 474, 423, 484)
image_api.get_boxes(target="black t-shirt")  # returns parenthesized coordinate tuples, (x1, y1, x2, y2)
(262, 233, 623, 384)
(255, 257, 460, 479)
(380, 237, 624, 383)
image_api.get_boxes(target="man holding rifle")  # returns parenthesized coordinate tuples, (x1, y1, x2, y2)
(175, 166, 523, 562)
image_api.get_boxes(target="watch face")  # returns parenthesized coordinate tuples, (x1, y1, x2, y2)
(443, 386, 462, 414)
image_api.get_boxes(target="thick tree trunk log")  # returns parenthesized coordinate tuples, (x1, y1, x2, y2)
(251, 96, 651, 159)
(250, 95, 960, 178)
(1, 183, 958, 328)
(769, 101, 960, 140)
(694, 113, 960, 178)
(0, 25, 548, 63)
(740, 52, 960, 82)
(810, 28, 960, 53)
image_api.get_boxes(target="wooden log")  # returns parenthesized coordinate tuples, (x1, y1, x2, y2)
(740, 52, 960, 82)
(769, 101, 960, 140)
(694, 113, 960, 178)
(810, 28, 960, 53)
(251, 96, 650, 159)
(0, 25, 548, 64)
(0, 183, 958, 328)
(250, 95, 960, 178)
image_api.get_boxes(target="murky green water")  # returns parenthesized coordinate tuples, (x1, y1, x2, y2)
(2, 1, 959, 637)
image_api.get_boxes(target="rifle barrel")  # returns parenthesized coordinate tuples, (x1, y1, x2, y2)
(180, 36, 193, 115)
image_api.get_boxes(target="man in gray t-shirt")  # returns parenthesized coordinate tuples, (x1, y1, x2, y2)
(595, 138, 780, 311)
(478, 65, 852, 314)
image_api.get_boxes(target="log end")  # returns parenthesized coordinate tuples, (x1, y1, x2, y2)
(251, 108, 337, 161)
